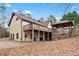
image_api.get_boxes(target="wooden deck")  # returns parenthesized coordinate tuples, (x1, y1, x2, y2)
(23, 24, 52, 32)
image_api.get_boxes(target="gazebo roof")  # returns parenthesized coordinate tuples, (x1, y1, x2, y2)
(52, 21, 73, 28)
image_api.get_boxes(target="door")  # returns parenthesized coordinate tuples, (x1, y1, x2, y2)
(25, 34, 27, 41)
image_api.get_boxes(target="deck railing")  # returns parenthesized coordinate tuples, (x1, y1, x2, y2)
(23, 24, 52, 32)
(23, 24, 32, 30)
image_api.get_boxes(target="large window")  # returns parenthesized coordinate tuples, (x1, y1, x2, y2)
(16, 33, 19, 39)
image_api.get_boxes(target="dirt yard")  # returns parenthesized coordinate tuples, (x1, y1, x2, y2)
(0, 37, 79, 56)
(0, 38, 28, 49)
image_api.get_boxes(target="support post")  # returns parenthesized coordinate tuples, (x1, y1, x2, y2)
(48, 32, 49, 41)
(69, 25, 71, 38)
(43, 31, 45, 41)
(21, 18, 22, 42)
(38, 30, 40, 41)
(32, 24, 34, 41)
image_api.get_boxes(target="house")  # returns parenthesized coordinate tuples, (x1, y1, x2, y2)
(8, 12, 74, 41)
(8, 12, 52, 41)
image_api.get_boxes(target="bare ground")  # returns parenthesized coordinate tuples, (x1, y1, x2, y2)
(0, 37, 79, 56)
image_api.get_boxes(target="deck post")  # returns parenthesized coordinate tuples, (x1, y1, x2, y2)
(43, 31, 45, 41)
(38, 30, 40, 41)
(69, 24, 72, 38)
(21, 18, 22, 42)
(48, 32, 49, 41)
(32, 24, 34, 41)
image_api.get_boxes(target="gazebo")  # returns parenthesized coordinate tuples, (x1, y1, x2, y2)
(51, 21, 74, 39)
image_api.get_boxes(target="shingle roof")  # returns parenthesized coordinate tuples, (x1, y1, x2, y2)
(8, 12, 49, 28)
(41, 20, 50, 27)
(52, 21, 71, 25)
(52, 20, 73, 27)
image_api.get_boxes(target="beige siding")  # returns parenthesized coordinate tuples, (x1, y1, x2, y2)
(9, 15, 21, 41)
(22, 21, 30, 26)
(9, 15, 33, 41)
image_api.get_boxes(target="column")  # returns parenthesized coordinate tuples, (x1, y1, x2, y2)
(48, 32, 49, 41)
(69, 25, 71, 38)
(43, 31, 45, 41)
(32, 24, 34, 41)
(38, 30, 40, 41)
(52, 29, 54, 40)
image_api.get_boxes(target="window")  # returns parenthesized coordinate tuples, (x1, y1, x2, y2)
(16, 33, 19, 39)
(13, 34, 14, 40)
(11, 34, 12, 39)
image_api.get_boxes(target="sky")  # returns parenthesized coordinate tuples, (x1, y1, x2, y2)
(1, 3, 79, 21)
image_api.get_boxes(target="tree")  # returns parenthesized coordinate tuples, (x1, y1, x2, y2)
(48, 15, 56, 24)
(49, 15, 56, 21)
(0, 5, 7, 38)
(40, 17, 44, 21)
(62, 11, 79, 25)
(37, 17, 44, 22)
(72, 11, 79, 24)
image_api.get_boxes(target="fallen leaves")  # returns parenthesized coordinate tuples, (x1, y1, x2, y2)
(0, 37, 79, 56)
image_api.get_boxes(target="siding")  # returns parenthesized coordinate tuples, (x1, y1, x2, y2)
(9, 15, 22, 41)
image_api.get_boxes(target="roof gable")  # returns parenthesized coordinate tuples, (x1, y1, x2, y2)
(8, 12, 50, 28)
(8, 13, 15, 26)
